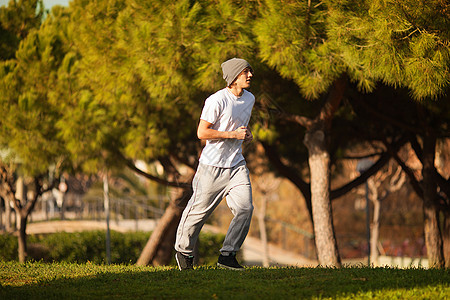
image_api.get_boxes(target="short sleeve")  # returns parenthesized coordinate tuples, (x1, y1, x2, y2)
(200, 96, 221, 124)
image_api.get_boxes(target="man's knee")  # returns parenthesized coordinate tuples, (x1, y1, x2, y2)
(236, 203, 253, 217)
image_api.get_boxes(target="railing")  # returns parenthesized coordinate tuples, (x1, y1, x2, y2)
(20, 195, 167, 229)
(265, 217, 316, 260)
(4, 195, 317, 260)
(81, 196, 165, 222)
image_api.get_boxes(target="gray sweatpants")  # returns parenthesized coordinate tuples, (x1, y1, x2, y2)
(175, 160, 253, 256)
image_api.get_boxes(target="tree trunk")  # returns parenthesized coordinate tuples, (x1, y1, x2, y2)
(422, 133, 444, 268)
(367, 178, 380, 267)
(136, 188, 191, 266)
(18, 213, 28, 263)
(370, 193, 381, 266)
(257, 194, 269, 267)
(444, 210, 450, 268)
(301, 77, 346, 267)
(304, 128, 341, 267)
(423, 204, 444, 268)
(152, 206, 183, 266)
(4, 195, 13, 231)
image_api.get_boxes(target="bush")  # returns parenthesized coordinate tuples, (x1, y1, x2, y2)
(27, 231, 151, 264)
(0, 230, 225, 265)
(197, 231, 227, 265)
(0, 233, 17, 261)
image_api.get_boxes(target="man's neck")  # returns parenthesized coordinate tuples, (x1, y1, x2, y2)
(227, 86, 244, 97)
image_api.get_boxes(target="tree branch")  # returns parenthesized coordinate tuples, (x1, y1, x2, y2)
(330, 152, 391, 200)
(278, 111, 313, 128)
(410, 134, 450, 202)
(318, 75, 347, 128)
(116, 151, 190, 189)
(385, 140, 424, 199)
(340, 152, 385, 160)
(331, 136, 408, 200)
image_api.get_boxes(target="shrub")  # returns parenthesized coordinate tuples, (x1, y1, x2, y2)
(1, 230, 225, 265)
(0, 233, 17, 261)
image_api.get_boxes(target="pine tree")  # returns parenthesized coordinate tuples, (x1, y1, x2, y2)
(254, 0, 346, 267)
(0, 4, 73, 262)
(0, 0, 44, 60)
(326, 0, 449, 269)
(253, 0, 449, 267)
(63, 0, 261, 265)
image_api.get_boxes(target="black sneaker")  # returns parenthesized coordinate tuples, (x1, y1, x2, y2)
(217, 253, 244, 270)
(175, 252, 194, 270)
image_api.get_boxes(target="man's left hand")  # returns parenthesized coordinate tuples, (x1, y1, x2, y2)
(244, 128, 253, 143)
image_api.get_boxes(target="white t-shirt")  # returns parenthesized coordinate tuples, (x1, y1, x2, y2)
(199, 88, 255, 168)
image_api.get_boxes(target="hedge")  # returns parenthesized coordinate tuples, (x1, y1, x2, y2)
(0, 231, 225, 265)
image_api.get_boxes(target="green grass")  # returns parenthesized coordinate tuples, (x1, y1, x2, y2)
(0, 262, 449, 299)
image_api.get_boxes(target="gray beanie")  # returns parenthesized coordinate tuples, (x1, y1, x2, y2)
(221, 58, 252, 86)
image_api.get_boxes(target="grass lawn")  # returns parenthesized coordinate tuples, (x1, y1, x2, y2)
(0, 261, 449, 299)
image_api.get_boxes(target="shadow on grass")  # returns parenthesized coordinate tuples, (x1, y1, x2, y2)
(1, 266, 449, 299)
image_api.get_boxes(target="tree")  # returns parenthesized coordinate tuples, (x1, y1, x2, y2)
(0, 0, 45, 233)
(3, 0, 447, 267)
(0, 5, 73, 262)
(0, 0, 44, 60)
(0, 163, 55, 262)
(347, 84, 449, 267)
(253, 0, 449, 267)
(249, 143, 282, 267)
(63, 0, 261, 265)
(335, 0, 450, 265)
(63, 0, 201, 265)
(359, 160, 406, 266)
(253, 0, 358, 267)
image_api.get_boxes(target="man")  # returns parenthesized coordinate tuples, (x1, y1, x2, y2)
(175, 58, 255, 270)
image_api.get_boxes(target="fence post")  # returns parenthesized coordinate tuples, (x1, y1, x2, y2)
(104, 173, 111, 265)
(135, 206, 138, 231)
(115, 201, 120, 225)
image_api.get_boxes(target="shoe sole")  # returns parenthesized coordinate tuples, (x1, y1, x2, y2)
(217, 262, 245, 271)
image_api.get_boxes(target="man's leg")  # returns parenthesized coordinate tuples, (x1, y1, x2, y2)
(175, 164, 227, 257)
(220, 163, 253, 256)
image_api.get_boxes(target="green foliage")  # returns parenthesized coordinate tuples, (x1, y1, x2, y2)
(191, 0, 258, 91)
(0, 0, 44, 60)
(1, 0, 448, 177)
(0, 4, 72, 175)
(0, 234, 17, 261)
(326, 0, 450, 100)
(196, 231, 227, 265)
(0, 230, 225, 265)
(27, 231, 150, 264)
(254, 0, 343, 99)
(1, 262, 449, 299)
(254, 0, 449, 100)
(51, 0, 202, 171)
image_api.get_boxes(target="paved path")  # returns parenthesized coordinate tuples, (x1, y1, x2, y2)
(26, 219, 317, 267)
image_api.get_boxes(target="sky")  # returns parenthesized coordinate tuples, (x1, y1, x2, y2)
(0, 0, 70, 9)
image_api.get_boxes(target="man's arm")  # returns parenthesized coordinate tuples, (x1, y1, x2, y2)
(197, 119, 248, 140)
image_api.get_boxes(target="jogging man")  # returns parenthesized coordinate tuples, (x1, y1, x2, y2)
(175, 58, 255, 270)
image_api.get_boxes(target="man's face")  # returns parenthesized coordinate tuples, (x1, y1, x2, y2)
(233, 67, 253, 89)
